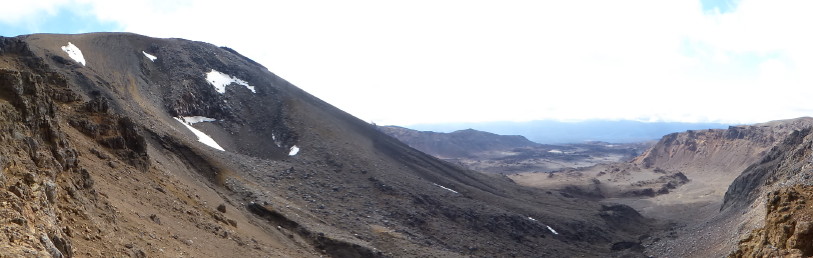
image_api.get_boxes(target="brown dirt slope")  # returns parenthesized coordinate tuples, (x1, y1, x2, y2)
(1, 33, 657, 257)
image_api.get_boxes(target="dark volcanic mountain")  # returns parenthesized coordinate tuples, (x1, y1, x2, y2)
(0, 33, 654, 257)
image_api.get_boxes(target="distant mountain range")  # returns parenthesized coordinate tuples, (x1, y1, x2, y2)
(379, 126, 649, 174)
(404, 120, 734, 144)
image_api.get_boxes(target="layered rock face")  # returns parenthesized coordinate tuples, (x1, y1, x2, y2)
(0, 50, 83, 257)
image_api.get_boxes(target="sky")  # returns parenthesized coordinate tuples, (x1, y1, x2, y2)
(1, 0, 812, 126)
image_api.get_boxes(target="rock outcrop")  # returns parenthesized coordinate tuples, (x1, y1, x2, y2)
(0, 38, 84, 257)
(730, 185, 813, 257)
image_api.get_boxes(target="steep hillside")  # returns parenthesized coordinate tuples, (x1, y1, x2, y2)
(0, 33, 655, 257)
(722, 128, 813, 257)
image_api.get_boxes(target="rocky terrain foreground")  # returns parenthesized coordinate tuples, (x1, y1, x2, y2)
(0, 33, 660, 257)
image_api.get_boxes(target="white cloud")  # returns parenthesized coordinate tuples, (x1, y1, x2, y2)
(6, 0, 813, 125)
(0, 0, 73, 24)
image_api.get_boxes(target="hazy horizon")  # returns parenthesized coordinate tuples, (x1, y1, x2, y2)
(397, 119, 734, 144)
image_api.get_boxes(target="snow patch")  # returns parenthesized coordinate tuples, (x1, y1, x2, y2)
(289, 145, 300, 156)
(142, 51, 157, 62)
(527, 217, 537, 222)
(174, 117, 224, 151)
(181, 116, 217, 124)
(548, 149, 563, 154)
(433, 183, 459, 194)
(205, 69, 255, 94)
(546, 226, 559, 235)
(61, 42, 86, 66)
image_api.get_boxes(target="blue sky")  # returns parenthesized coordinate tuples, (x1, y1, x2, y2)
(2, 0, 812, 125)
(0, 3, 118, 36)
(701, 0, 738, 13)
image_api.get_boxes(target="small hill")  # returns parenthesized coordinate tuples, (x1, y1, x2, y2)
(378, 126, 540, 158)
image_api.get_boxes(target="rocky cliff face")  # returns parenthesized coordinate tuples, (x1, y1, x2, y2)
(0, 40, 85, 257)
(718, 121, 813, 257)
(634, 118, 813, 176)
(0, 33, 654, 257)
(722, 127, 813, 210)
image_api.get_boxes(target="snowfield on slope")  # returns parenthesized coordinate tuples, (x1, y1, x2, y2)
(143, 51, 157, 62)
(206, 69, 255, 93)
(289, 145, 300, 156)
(547, 226, 559, 235)
(174, 116, 224, 151)
(181, 116, 217, 124)
(61, 42, 86, 66)
(528, 217, 559, 235)
(433, 183, 459, 194)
